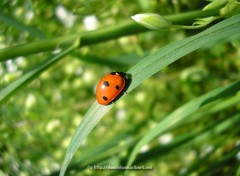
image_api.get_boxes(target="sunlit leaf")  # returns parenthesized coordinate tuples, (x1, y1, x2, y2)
(127, 80, 240, 167)
(0, 39, 80, 105)
(60, 15, 240, 176)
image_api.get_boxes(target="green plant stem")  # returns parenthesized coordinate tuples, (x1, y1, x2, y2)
(172, 16, 223, 29)
(0, 10, 218, 61)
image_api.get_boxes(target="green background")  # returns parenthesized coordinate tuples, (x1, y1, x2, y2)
(0, 0, 240, 176)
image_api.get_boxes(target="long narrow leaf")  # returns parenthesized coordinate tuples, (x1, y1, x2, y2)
(60, 15, 240, 176)
(127, 80, 240, 167)
(0, 10, 46, 38)
(132, 111, 240, 169)
(0, 39, 80, 105)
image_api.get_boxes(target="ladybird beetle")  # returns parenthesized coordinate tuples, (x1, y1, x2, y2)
(96, 72, 130, 105)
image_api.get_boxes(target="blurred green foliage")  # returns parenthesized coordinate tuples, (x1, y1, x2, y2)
(0, 0, 240, 176)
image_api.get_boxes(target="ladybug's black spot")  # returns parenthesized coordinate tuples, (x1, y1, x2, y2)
(103, 81, 109, 87)
(103, 96, 108, 101)
(115, 85, 120, 90)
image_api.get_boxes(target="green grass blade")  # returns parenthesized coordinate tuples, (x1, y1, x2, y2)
(127, 80, 240, 167)
(49, 133, 136, 175)
(184, 113, 240, 176)
(127, 15, 240, 91)
(200, 144, 240, 175)
(0, 10, 46, 39)
(0, 39, 80, 105)
(129, 111, 240, 168)
(59, 102, 112, 176)
(60, 15, 240, 176)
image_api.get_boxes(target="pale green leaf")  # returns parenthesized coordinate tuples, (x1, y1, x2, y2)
(60, 15, 240, 176)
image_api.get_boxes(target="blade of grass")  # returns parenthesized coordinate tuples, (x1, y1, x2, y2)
(51, 92, 240, 176)
(0, 10, 46, 39)
(47, 133, 135, 176)
(0, 39, 80, 105)
(59, 102, 114, 176)
(130, 111, 240, 167)
(127, 19, 240, 92)
(69, 134, 138, 173)
(127, 80, 240, 167)
(59, 15, 240, 176)
(200, 145, 240, 176)
(182, 116, 240, 176)
(68, 107, 240, 175)
(177, 94, 240, 126)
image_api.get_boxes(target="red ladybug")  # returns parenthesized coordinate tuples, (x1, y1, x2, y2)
(96, 72, 129, 105)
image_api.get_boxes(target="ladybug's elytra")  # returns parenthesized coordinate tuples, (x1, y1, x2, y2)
(96, 72, 130, 105)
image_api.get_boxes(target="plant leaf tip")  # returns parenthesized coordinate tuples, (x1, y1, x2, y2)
(131, 14, 141, 22)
